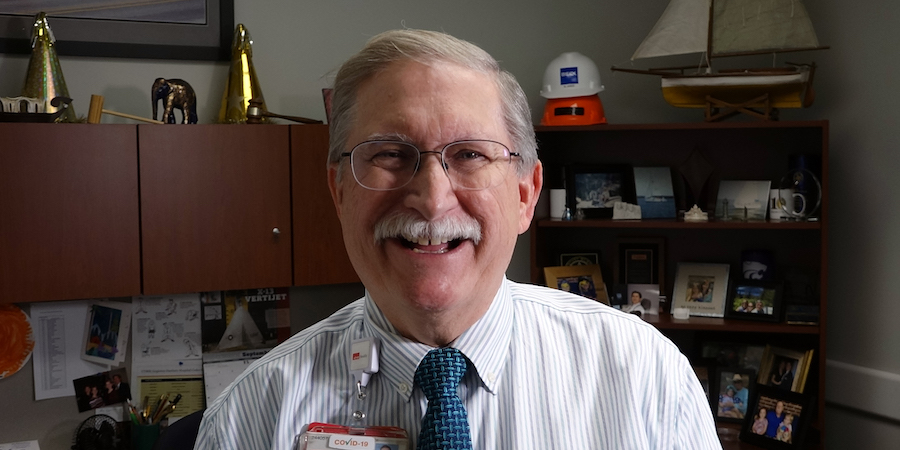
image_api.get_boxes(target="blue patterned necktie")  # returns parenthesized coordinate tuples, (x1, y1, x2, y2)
(415, 347, 473, 450)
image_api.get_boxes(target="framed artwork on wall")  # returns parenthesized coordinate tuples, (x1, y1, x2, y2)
(0, 1, 234, 60)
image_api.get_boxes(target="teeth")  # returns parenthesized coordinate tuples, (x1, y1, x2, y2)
(410, 237, 450, 246)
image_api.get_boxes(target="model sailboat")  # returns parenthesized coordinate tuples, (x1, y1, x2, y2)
(613, 0, 827, 120)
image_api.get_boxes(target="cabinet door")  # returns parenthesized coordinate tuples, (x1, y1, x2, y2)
(139, 125, 292, 294)
(0, 124, 141, 302)
(291, 125, 359, 285)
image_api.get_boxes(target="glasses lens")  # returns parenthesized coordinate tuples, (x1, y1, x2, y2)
(443, 140, 512, 189)
(351, 141, 419, 190)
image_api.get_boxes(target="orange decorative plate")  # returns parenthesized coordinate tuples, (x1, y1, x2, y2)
(0, 304, 35, 379)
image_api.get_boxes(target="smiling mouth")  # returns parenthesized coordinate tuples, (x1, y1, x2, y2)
(399, 237, 466, 254)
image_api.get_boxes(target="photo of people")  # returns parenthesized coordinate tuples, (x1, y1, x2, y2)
(622, 284, 660, 317)
(731, 284, 776, 315)
(557, 276, 598, 301)
(754, 396, 802, 442)
(574, 172, 622, 209)
(769, 357, 798, 391)
(715, 369, 753, 422)
(73, 368, 130, 412)
(684, 276, 714, 303)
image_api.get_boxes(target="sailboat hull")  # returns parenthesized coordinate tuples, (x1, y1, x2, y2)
(660, 70, 810, 109)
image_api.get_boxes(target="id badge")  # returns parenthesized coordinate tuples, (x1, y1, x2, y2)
(293, 423, 409, 450)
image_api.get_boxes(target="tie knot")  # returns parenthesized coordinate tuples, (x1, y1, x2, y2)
(414, 348, 467, 401)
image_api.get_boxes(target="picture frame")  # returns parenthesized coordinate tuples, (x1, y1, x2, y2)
(633, 166, 677, 219)
(81, 300, 132, 366)
(757, 346, 815, 394)
(558, 251, 600, 267)
(740, 385, 816, 448)
(670, 263, 730, 317)
(544, 264, 609, 304)
(565, 164, 635, 218)
(725, 280, 784, 322)
(622, 283, 660, 317)
(0, 1, 234, 60)
(693, 365, 711, 403)
(713, 367, 756, 423)
(715, 180, 772, 221)
(614, 237, 665, 289)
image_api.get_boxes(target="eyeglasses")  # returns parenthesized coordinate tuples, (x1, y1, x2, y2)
(340, 140, 520, 191)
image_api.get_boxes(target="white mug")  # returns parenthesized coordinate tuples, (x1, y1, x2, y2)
(769, 189, 806, 220)
(549, 189, 567, 219)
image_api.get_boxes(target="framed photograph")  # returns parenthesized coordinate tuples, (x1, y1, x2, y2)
(693, 366, 711, 403)
(0, 1, 234, 60)
(566, 164, 635, 218)
(558, 251, 600, 266)
(716, 180, 772, 221)
(81, 300, 132, 366)
(726, 281, 784, 322)
(622, 283, 660, 317)
(614, 237, 665, 288)
(740, 385, 816, 448)
(544, 264, 609, 304)
(757, 346, 815, 393)
(670, 263, 730, 317)
(633, 166, 677, 219)
(714, 368, 756, 423)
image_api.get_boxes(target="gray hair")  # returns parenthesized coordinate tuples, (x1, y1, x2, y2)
(327, 29, 537, 177)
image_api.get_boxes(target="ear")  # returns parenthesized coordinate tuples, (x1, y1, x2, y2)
(517, 161, 543, 234)
(327, 163, 344, 220)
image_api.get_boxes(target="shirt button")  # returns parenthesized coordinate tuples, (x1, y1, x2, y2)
(488, 372, 496, 383)
(399, 382, 410, 394)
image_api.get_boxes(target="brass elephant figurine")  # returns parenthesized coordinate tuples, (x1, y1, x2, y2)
(152, 78, 198, 124)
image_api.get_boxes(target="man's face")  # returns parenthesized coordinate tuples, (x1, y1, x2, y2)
(631, 292, 641, 304)
(734, 380, 744, 391)
(329, 60, 541, 341)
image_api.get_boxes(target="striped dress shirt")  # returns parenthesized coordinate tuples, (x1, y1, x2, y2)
(195, 278, 721, 450)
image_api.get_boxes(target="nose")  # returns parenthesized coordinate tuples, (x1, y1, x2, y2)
(402, 151, 458, 219)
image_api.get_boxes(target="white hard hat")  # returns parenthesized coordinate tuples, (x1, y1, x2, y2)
(540, 52, 604, 99)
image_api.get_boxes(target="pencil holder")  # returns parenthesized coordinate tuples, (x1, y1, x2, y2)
(131, 422, 161, 450)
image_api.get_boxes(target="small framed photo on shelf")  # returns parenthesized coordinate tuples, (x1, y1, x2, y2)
(621, 283, 660, 317)
(757, 346, 815, 394)
(714, 368, 756, 423)
(715, 180, 772, 221)
(725, 280, 784, 322)
(565, 164, 635, 218)
(544, 264, 609, 304)
(633, 166, 677, 219)
(739, 385, 816, 448)
(670, 263, 730, 317)
(614, 237, 665, 289)
(557, 251, 600, 266)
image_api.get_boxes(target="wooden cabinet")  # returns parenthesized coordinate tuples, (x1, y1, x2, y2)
(531, 121, 828, 446)
(0, 124, 141, 302)
(291, 125, 359, 285)
(1, 123, 356, 300)
(139, 125, 293, 294)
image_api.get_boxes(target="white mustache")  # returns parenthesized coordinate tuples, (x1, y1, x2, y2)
(373, 212, 482, 245)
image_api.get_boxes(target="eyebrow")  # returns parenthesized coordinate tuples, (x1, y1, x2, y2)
(363, 132, 413, 143)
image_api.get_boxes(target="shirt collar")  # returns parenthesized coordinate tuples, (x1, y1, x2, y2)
(361, 277, 514, 400)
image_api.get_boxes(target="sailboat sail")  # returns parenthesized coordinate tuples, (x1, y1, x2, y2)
(631, 0, 820, 60)
(712, 0, 819, 55)
(632, 0, 709, 59)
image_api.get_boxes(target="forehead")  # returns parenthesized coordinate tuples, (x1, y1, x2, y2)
(349, 60, 507, 145)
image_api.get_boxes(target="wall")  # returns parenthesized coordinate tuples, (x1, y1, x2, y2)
(1, 0, 898, 448)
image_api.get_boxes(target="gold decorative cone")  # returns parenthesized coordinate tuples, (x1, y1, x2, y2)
(22, 12, 76, 123)
(218, 24, 267, 123)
